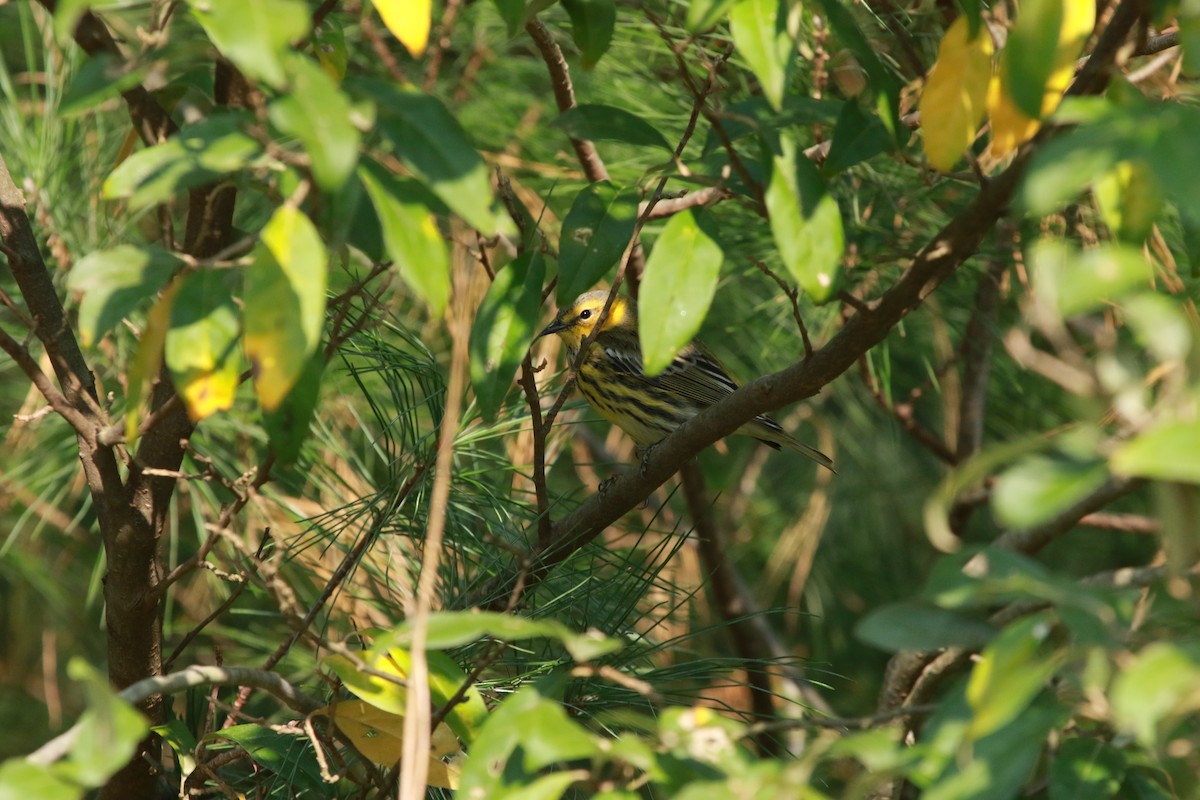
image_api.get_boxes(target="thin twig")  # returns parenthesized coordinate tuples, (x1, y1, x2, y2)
(399, 261, 471, 800)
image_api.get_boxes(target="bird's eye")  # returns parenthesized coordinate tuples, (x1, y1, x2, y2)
(579, 309, 592, 320)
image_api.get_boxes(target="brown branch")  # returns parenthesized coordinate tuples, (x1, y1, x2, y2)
(640, 185, 733, 220)
(1078, 511, 1158, 534)
(29, 666, 325, 767)
(753, 261, 814, 358)
(858, 356, 957, 464)
(37, 0, 178, 144)
(0, 327, 93, 435)
(681, 462, 833, 754)
(518, 355, 554, 547)
(990, 476, 1143, 556)
(955, 260, 1006, 462)
(525, 19, 610, 183)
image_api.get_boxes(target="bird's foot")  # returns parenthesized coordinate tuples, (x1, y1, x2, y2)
(598, 475, 619, 497)
(637, 443, 659, 477)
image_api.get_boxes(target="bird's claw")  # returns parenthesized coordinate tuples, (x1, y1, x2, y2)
(637, 443, 659, 477)
(598, 475, 618, 497)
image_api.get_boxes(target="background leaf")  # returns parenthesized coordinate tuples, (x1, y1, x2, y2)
(67, 245, 179, 346)
(469, 250, 548, 421)
(560, 0, 616, 70)
(188, 0, 310, 88)
(553, 105, 672, 151)
(244, 206, 328, 412)
(557, 181, 639, 304)
(729, 0, 790, 111)
(359, 161, 451, 315)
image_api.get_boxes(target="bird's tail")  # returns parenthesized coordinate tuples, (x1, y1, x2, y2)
(746, 420, 836, 472)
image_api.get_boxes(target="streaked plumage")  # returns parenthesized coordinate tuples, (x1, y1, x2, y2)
(539, 290, 833, 470)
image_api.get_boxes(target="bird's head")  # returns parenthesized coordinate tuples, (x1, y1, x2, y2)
(539, 290, 635, 350)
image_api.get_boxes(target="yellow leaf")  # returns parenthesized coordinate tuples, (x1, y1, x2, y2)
(178, 365, 239, 421)
(244, 206, 327, 412)
(375, 0, 432, 58)
(125, 281, 179, 444)
(988, 0, 1095, 157)
(919, 17, 994, 172)
(319, 700, 461, 787)
(164, 270, 241, 422)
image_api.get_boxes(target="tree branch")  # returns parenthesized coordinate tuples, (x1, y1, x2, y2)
(524, 19, 610, 183)
(28, 666, 324, 767)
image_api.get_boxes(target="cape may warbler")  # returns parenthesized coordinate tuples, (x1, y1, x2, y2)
(539, 290, 833, 470)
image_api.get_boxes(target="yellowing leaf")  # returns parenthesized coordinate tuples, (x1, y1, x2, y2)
(375, 0, 432, 57)
(126, 281, 179, 445)
(165, 270, 241, 422)
(919, 17, 993, 172)
(319, 700, 461, 787)
(988, 0, 1095, 157)
(244, 206, 328, 412)
(178, 364, 239, 421)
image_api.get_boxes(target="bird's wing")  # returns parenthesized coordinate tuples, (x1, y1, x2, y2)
(596, 333, 739, 407)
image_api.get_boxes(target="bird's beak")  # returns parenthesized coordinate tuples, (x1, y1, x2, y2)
(539, 318, 567, 337)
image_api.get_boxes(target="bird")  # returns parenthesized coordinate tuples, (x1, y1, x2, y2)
(538, 289, 834, 471)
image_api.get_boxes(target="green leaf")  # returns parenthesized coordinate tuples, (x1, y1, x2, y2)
(1112, 642, 1200, 747)
(1005, 0, 1067, 118)
(729, 0, 791, 110)
(956, 0, 984, 37)
(352, 78, 504, 236)
(165, 269, 242, 422)
(458, 685, 596, 797)
(52, 0, 98, 46)
(556, 181, 639, 304)
(765, 133, 843, 301)
(359, 160, 450, 315)
(992, 453, 1110, 529)
(383, 611, 621, 662)
(0, 761, 78, 800)
(553, 105, 672, 151)
(560, 0, 616, 70)
(188, 0, 311, 89)
(855, 602, 997, 652)
(492, 0, 526, 37)
(244, 206, 328, 412)
(1029, 240, 1152, 318)
(103, 113, 260, 211)
(1121, 769, 1175, 799)
(925, 703, 1061, 800)
(1049, 739, 1126, 800)
(62, 659, 148, 788)
(823, 101, 892, 174)
(269, 56, 360, 191)
(469, 250, 548, 421)
(67, 244, 180, 347)
(814, 0, 904, 137)
(152, 719, 199, 779)
(1111, 420, 1200, 484)
(313, 18, 348, 80)
(965, 615, 1060, 741)
(262, 350, 324, 464)
(638, 209, 724, 376)
(211, 725, 324, 790)
(686, 0, 740, 32)
(60, 53, 147, 117)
